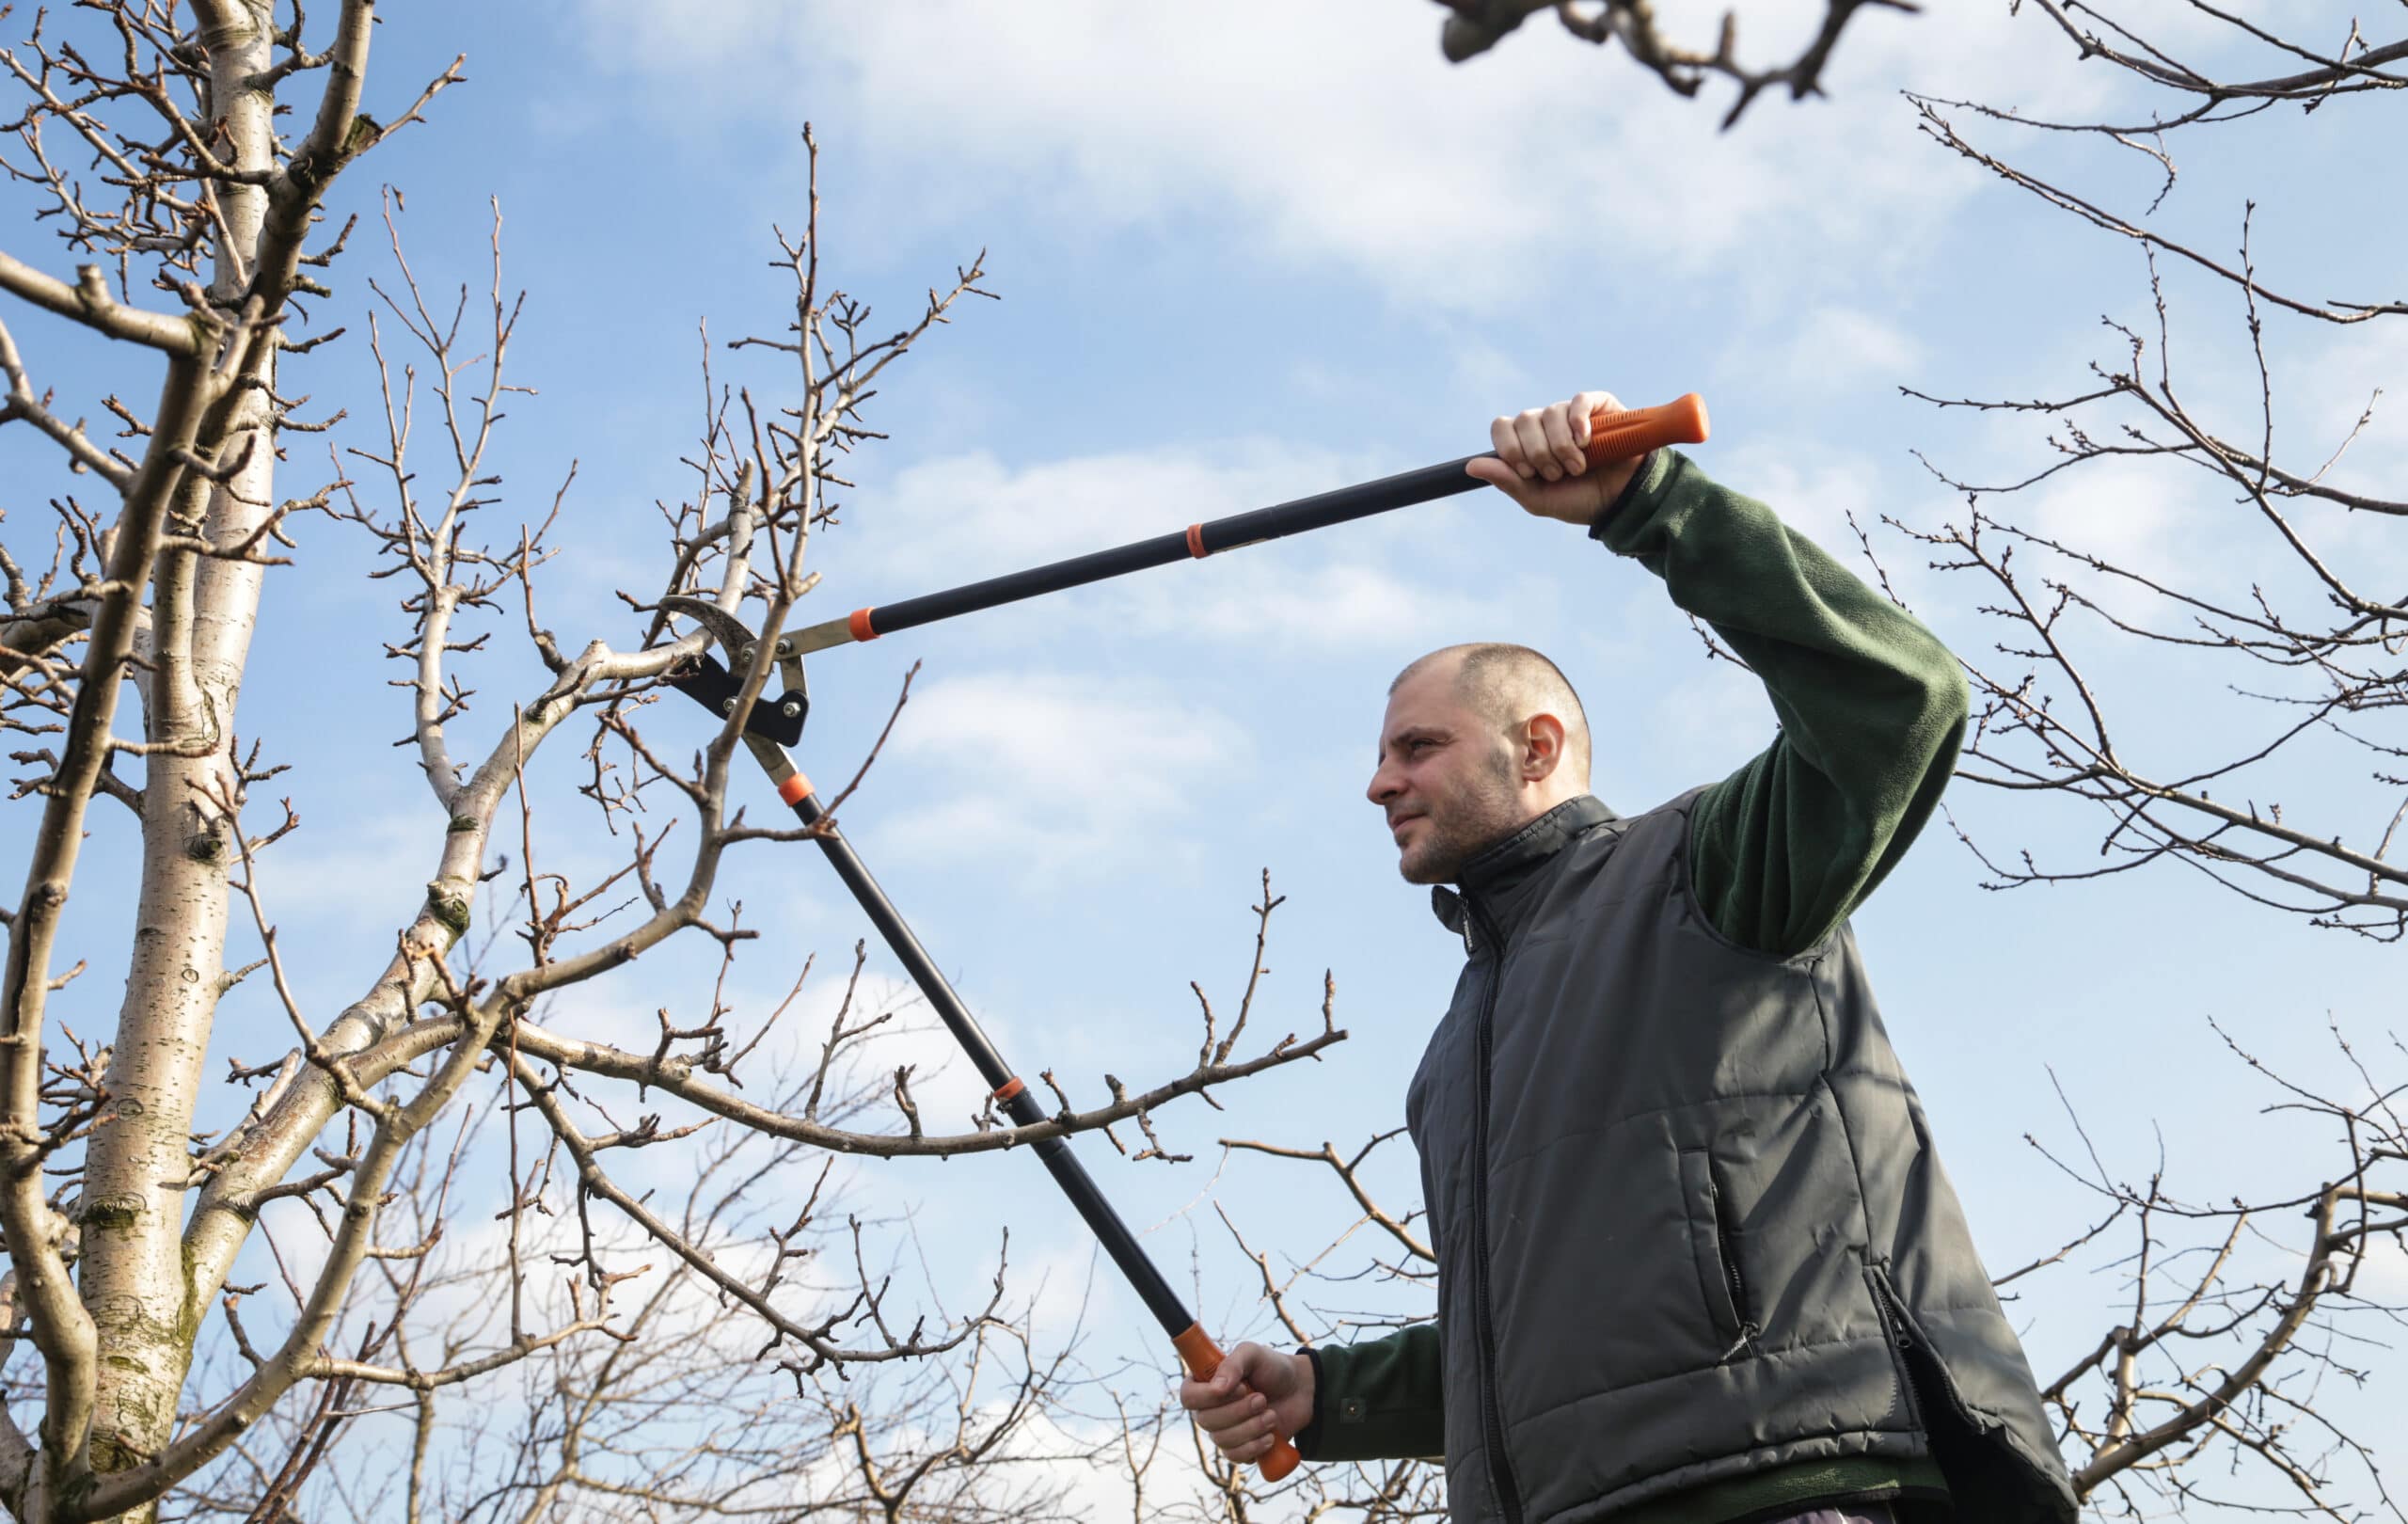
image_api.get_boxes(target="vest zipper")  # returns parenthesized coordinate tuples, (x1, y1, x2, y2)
(1871, 1262, 1987, 1439)
(1708, 1175, 1758, 1357)
(1466, 901, 1527, 1524)
(1870, 1271, 1927, 1428)
(1719, 1227, 1748, 1325)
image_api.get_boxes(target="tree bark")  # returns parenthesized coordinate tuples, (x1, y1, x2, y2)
(74, 5, 277, 1512)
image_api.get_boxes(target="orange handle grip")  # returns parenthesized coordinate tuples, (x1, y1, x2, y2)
(1585, 391, 1709, 464)
(1173, 1324, 1302, 1483)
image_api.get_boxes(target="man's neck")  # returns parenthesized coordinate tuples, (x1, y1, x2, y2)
(1454, 794, 1605, 892)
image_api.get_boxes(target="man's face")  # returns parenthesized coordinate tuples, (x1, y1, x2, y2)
(1367, 660, 1529, 885)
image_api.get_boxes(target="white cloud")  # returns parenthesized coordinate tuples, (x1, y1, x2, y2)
(1643, 659, 1779, 786)
(2293, 325, 2408, 489)
(840, 442, 1355, 589)
(1771, 305, 1925, 389)
(1708, 440, 1962, 626)
(1165, 555, 1519, 649)
(873, 669, 1251, 878)
(1717, 440, 1891, 549)
(825, 442, 1518, 652)
(2358, 1231, 2408, 1303)
(2022, 454, 2198, 594)
(1448, 338, 1540, 403)
(2273, 323, 2408, 592)
(568, 0, 2151, 312)
(254, 807, 435, 935)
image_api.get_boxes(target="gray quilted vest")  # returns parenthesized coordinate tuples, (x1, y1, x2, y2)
(1405, 791, 2076, 1524)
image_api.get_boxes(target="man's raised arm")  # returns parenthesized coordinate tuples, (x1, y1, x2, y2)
(1472, 396, 1970, 957)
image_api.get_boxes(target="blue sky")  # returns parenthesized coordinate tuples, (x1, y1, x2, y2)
(5, 0, 2402, 1513)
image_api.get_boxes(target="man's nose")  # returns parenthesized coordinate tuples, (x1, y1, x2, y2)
(1367, 765, 1402, 806)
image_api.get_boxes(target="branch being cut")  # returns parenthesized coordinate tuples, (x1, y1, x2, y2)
(1434, 0, 1920, 128)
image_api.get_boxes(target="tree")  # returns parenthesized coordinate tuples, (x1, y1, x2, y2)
(1882, 12, 2406, 1509)
(1894, 1, 2406, 937)
(0, 6, 1332, 1520)
(155, 1052, 1088, 1523)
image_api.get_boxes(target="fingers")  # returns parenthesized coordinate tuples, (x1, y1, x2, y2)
(1180, 1375, 1263, 1426)
(1489, 412, 1526, 477)
(1493, 408, 1559, 481)
(1179, 1374, 1281, 1460)
(1467, 453, 1607, 526)
(1570, 389, 1622, 456)
(1221, 1405, 1289, 1463)
(1465, 454, 1537, 505)
(1186, 1381, 1274, 1433)
(1512, 408, 1560, 481)
(1570, 389, 1624, 444)
(1178, 1344, 1296, 1463)
(1492, 394, 1623, 484)
(1178, 1347, 1260, 1418)
(1537, 405, 1586, 480)
(1475, 393, 1631, 526)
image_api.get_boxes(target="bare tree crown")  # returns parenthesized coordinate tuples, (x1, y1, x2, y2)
(0, 8, 1335, 1520)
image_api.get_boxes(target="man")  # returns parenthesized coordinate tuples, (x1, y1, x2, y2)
(1180, 394, 2078, 1524)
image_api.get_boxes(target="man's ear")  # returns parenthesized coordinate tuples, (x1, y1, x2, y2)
(1521, 713, 1568, 782)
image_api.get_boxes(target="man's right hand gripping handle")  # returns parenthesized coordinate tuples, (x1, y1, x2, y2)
(1179, 1339, 1314, 1478)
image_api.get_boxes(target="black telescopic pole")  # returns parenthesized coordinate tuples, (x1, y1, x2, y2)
(771, 772, 1303, 1480)
(836, 458, 1481, 646)
(784, 392, 1707, 657)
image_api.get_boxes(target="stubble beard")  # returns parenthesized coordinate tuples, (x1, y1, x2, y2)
(1397, 754, 1527, 886)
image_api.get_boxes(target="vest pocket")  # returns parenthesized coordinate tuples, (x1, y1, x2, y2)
(1864, 1261, 2045, 1506)
(1679, 1149, 1754, 1359)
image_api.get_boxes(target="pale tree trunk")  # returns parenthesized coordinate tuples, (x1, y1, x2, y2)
(75, 5, 277, 1505)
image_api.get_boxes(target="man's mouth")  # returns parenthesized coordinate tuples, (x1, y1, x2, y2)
(1387, 812, 1424, 839)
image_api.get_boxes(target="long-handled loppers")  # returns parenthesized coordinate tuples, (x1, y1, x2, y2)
(663, 394, 1707, 1481)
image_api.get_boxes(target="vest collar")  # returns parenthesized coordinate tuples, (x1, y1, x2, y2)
(1430, 795, 1619, 947)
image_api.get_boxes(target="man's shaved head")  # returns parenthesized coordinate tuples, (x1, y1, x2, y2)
(1369, 643, 1595, 882)
(1390, 643, 1592, 785)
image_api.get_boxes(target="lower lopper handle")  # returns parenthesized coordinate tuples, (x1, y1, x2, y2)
(1173, 1325, 1302, 1482)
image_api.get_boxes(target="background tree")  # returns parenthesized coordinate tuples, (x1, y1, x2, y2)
(1884, 12, 2405, 1509)
(1895, 1, 2406, 935)
(0, 6, 1332, 1520)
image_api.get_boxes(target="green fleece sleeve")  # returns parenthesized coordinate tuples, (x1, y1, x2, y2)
(1592, 451, 1970, 957)
(1295, 1322, 1446, 1463)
